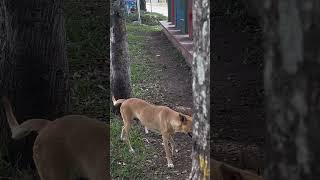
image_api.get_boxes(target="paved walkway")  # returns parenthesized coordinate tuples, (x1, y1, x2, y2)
(146, 2, 168, 17)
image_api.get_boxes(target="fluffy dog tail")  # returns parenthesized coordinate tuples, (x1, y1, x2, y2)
(1, 97, 51, 140)
(112, 96, 126, 106)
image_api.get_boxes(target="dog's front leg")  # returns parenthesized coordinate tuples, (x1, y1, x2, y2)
(169, 135, 178, 156)
(162, 134, 174, 168)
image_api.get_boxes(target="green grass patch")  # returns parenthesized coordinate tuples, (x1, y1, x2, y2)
(64, 1, 107, 69)
(110, 114, 148, 179)
(0, 147, 10, 178)
(127, 23, 162, 34)
(0, 146, 37, 180)
(65, 0, 109, 118)
(70, 74, 109, 117)
(127, 24, 162, 98)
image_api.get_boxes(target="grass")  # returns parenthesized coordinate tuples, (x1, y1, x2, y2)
(65, 1, 109, 117)
(110, 23, 163, 178)
(127, 24, 162, 98)
(64, 1, 107, 67)
(110, 114, 148, 178)
(0, 145, 37, 179)
(0, 147, 12, 179)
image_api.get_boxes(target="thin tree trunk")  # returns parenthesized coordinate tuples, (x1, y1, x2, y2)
(110, 0, 132, 99)
(0, 0, 69, 168)
(189, 0, 210, 179)
(140, 0, 146, 11)
(264, 0, 320, 179)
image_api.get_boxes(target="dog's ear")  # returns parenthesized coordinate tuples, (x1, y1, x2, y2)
(179, 114, 187, 123)
(220, 164, 243, 180)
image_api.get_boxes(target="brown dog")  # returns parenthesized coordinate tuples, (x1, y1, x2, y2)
(112, 96, 192, 168)
(211, 159, 264, 180)
(2, 97, 108, 180)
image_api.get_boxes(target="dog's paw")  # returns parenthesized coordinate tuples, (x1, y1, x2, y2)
(167, 163, 174, 168)
(144, 127, 149, 134)
(129, 148, 135, 153)
(171, 150, 178, 156)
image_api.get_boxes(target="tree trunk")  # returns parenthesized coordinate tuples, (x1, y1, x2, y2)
(264, 0, 320, 179)
(140, 0, 146, 11)
(111, 0, 132, 99)
(0, 0, 69, 168)
(189, 0, 210, 179)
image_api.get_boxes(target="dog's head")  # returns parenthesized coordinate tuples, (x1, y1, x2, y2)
(177, 113, 192, 133)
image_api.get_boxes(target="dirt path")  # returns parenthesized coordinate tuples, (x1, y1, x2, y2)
(137, 30, 193, 179)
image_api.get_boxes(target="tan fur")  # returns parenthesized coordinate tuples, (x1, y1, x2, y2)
(2, 97, 108, 180)
(112, 96, 192, 168)
(211, 159, 264, 180)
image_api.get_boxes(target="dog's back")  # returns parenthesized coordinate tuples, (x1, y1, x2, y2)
(121, 98, 152, 107)
(120, 98, 155, 117)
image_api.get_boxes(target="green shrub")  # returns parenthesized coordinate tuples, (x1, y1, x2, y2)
(126, 12, 167, 26)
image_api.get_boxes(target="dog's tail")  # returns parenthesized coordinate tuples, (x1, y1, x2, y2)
(112, 96, 126, 106)
(1, 96, 51, 140)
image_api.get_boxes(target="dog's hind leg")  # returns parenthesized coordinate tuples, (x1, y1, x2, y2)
(120, 110, 135, 153)
(120, 112, 130, 141)
(124, 123, 135, 153)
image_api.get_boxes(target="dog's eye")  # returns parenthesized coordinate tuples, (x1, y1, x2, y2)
(179, 114, 187, 122)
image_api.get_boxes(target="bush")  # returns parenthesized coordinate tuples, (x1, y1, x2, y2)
(126, 12, 167, 26)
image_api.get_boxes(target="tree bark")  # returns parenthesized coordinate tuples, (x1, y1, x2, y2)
(140, 0, 146, 11)
(189, 0, 210, 179)
(0, 0, 69, 168)
(264, 0, 320, 179)
(110, 0, 132, 99)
